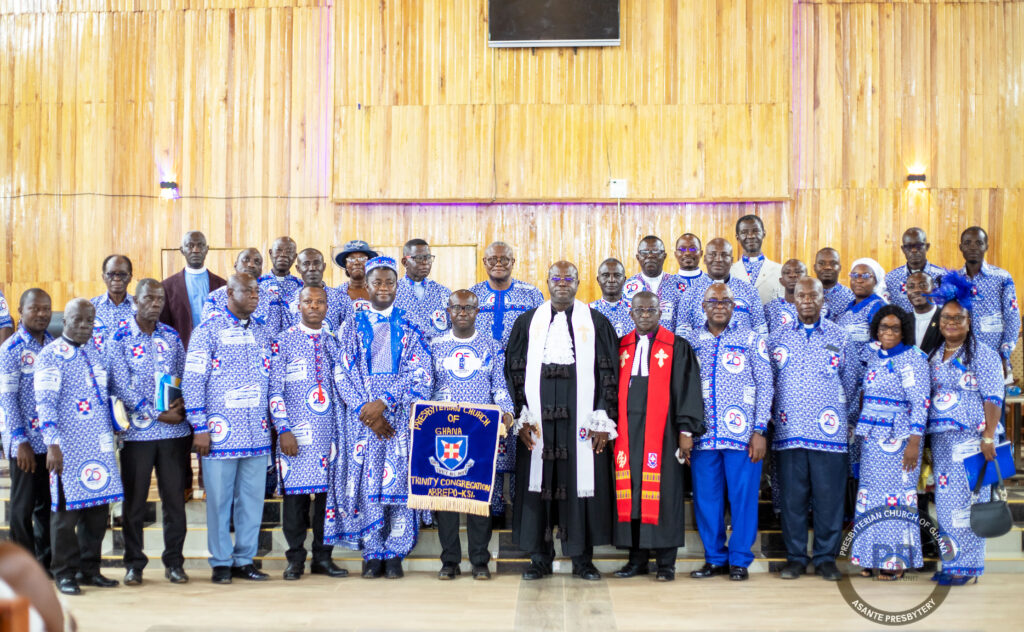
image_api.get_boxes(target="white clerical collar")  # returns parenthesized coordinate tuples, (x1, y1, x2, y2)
(298, 322, 323, 335)
(369, 305, 394, 317)
(184, 266, 208, 276)
(631, 334, 650, 377)
(275, 274, 287, 282)
(678, 268, 703, 278)
(642, 272, 664, 293)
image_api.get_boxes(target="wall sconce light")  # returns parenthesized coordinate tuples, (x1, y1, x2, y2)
(906, 174, 926, 183)
(160, 180, 180, 200)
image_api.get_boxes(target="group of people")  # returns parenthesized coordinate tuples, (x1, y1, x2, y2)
(0, 215, 1017, 595)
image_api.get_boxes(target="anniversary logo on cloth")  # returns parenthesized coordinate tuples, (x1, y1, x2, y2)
(407, 401, 505, 517)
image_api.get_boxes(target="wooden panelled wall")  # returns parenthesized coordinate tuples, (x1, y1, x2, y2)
(0, 0, 1022, 311)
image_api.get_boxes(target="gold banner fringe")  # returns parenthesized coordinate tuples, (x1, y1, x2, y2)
(408, 495, 491, 517)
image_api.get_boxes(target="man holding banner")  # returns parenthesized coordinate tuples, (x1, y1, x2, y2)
(611, 292, 704, 582)
(420, 290, 515, 580)
(504, 261, 620, 581)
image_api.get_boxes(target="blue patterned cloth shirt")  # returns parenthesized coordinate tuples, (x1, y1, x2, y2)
(742, 255, 766, 285)
(202, 284, 288, 335)
(105, 319, 190, 442)
(855, 343, 930, 441)
(269, 323, 342, 495)
(621, 272, 687, 332)
(768, 318, 855, 452)
(823, 283, 855, 321)
(181, 310, 274, 459)
(687, 323, 774, 450)
(260, 273, 303, 308)
(959, 262, 1020, 362)
(469, 279, 545, 349)
(0, 290, 12, 329)
(765, 297, 830, 333)
(927, 341, 1005, 434)
(392, 276, 452, 341)
(674, 275, 767, 338)
(883, 262, 946, 313)
(89, 293, 135, 343)
(589, 297, 634, 338)
(285, 284, 350, 336)
(0, 327, 54, 457)
(35, 336, 124, 511)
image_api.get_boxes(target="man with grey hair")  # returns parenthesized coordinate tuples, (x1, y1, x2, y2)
(159, 230, 226, 350)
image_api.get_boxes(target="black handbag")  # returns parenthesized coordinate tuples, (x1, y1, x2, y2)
(969, 457, 1014, 539)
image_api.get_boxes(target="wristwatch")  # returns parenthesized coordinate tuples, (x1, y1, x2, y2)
(981, 436, 996, 445)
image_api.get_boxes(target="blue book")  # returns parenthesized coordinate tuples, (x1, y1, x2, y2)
(154, 373, 182, 412)
(964, 441, 1016, 489)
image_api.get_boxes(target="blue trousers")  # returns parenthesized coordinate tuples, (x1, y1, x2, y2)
(776, 448, 847, 566)
(691, 449, 762, 568)
(203, 456, 268, 568)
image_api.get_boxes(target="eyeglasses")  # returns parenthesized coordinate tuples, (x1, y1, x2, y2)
(483, 256, 512, 267)
(297, 261, 325, 271)
(703, 299, 735, 309)
(637, 250, 665, 257)
(849, 272, 875, 280)
(369, 279, 396, 289)
(939, 314, 968, 324)
(346, 254, 369, 264)
(549, 276, 577, 285)
(677, 247, 699, 254)
(901, 243, 928, 252)
(105, 272, 130, 280)
(407, 255, 435, 263)
(877, 324, 902, 334)
(449, 305, 478, 314)
(632, 307, 660, 316)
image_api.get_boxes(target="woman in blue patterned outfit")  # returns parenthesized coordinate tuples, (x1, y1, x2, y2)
(850, 305, 930, 580)
(926, 273, 1002, 586)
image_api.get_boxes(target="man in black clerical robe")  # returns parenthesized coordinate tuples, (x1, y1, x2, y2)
(611, 292, 704, 582)
(505, 261, 619, 581)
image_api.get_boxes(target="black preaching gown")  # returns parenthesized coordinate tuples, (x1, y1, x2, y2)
(612, 332, 704, 550)
(504, 305, 619, 558)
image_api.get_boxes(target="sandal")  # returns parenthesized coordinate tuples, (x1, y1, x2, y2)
(877, 570, 904, 581)
(859, 569, 873, 578)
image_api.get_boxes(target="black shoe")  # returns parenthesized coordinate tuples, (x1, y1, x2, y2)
(211, 566, 232, 584)
(231, 564, 269, 581)
(362, 560, 383, 579)
(815, 561, 842, 581)
(165, 567, 189, 584)
(384, 558, 404, 579)
(438, 564, 461, 580)
(123, 568, 143, 586)
(283, 562, 304, 581)
(729, 566, 749, 581)
(310, 560, 348, 578)
(614, 563, 649, 578)
(56, 577, 81, 595)
(656, 568, 676, 582)
(472, 565, 491, 580)
(521, 562, 551, 581)
(76, 572, 119, 588)
(690, 563, 728, 579)
(780, 561, 805, 580)
(572, 563, 601, 581)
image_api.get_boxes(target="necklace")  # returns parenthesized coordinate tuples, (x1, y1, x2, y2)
(943, 343, 964, 359)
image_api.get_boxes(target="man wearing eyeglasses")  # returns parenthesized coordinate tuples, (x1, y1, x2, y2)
(686, 283, 773, 582)
(674, 238, 767, 339)
(730, 215, 783, 305)
(429, 290, 515, 581)
(393, 238, 451, 341)
(91, 255, 136, 345)
(674, 233, 710, 292)
(622, 236, 685, 333)
(590, 258, 634, 338)
(883, 228, 945, 314)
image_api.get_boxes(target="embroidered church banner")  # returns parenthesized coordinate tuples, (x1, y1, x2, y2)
(408, 401, 504, 516)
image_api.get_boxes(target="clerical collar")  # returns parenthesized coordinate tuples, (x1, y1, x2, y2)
(678, 268, 703, 278)
(906, 262, 927, 273)
(274, 274, 288, 282)
(184, 266, 208, 276)
(369, 305, 394, 317)
(298, 322, 323, 335)
(742, 254, 765, 263)
(61, 335, 82, 348)
(406, 276, 425, 285)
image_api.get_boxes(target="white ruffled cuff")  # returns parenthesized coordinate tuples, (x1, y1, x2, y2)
(512, 407, 541, 435)
(586, 409, 618, 440)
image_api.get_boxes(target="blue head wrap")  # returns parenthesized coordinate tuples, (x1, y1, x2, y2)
(927, 269, 976, 311)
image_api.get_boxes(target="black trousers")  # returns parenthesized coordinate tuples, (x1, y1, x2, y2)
(436, 511, 492, 567)
(627, 519, 677, 570)
(120, 436, 191, 569)
(777, 448, 848, 566)
(8, 454, 52, 569)
(50, 482, 109, 581)
(282, 492, 332, 565)
(530, 541, 594, 572)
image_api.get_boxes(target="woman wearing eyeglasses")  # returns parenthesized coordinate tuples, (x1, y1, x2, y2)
(925, 273, 1002, 585)
(849, 305, 930, 580)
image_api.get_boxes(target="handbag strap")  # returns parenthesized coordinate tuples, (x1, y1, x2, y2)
(971, 453, 1005, 495)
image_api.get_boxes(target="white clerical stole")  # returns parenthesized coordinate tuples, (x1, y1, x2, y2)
(630, 334, 650, 377)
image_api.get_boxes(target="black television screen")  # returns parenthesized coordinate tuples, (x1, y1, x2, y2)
(489, 0, 620, 48)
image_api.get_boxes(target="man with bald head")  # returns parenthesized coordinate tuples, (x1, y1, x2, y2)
(765, 259, 830, 332)
(35, 299, 124, 594)
(767, 277, 855, 581)
(813, 247, 854, 321)
(90, 255, 135, 342)
(504, 261, 619, 581)
(181, 273, 275, 584)
(286, 248, 349, 335)
(622, 236, 686, 332)
(202, 248, 286, 333)
(160, 230, 226, 350)
(590, 258, 634, 337)
(883, 228, 945, 313)
(0, 289, 55, 571)
(429, 289, 515, 580)
(674, 238, 766, 339)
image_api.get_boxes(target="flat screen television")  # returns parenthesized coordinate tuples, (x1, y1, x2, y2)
(488, 0, 620, 48)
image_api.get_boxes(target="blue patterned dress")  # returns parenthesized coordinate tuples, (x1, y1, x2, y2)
(589, 297, 634, 338)
(927, 341, 1004, 577)
(849, 343, 930, 571)
(823, 284, 855, 322)
(326, 306, 433, 558)
(0, 327, 54, 459)
(35, 337, 124, 510)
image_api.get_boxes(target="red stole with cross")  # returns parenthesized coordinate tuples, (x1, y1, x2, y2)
(614, 326, 674, 525)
